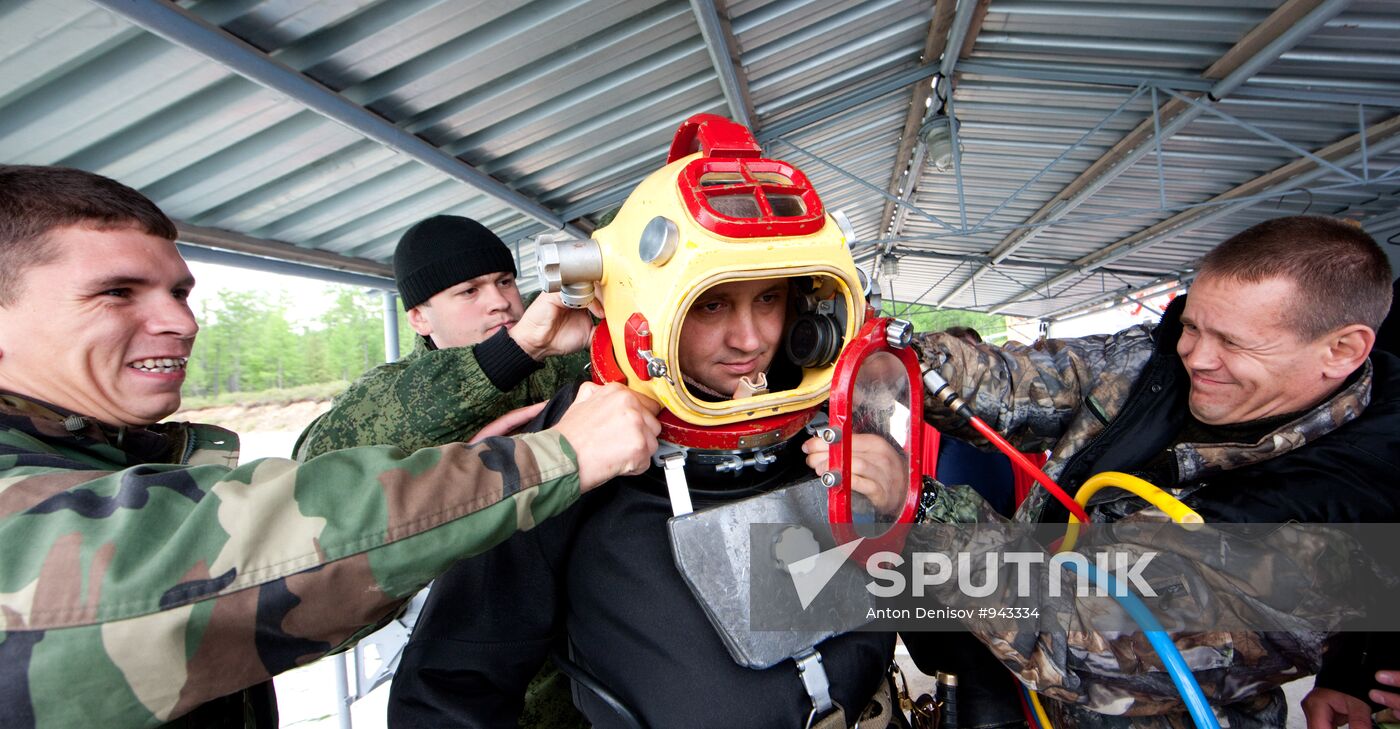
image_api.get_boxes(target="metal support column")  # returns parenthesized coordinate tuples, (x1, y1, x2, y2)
(383, 292, 401, 364)
(946, 91, 968, 231)
(334, 654, 353, 729)
(886, 0, 981, 242)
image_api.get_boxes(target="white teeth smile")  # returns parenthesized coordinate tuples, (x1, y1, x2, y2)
(129, 357, 188, 374)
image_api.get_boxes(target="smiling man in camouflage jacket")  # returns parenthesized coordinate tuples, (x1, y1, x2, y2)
(0, 165, 662, 728)
(909, 216, 1398, 727)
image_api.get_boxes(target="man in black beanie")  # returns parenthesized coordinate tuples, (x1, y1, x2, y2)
(297, 214, 594, 456)
(293, 215, 595, 727)
(395, 214, 595, 354)
(394, 215, 529, 349)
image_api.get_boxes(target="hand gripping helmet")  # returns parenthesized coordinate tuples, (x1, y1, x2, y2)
(538, 114, 870, 449)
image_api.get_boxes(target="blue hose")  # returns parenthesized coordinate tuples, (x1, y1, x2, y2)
(1070, 561, 1220, 729)
(1018, 682, 1046, 729)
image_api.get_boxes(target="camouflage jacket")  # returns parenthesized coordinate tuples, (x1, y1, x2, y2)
(292, 305, 590, 729)
(911, 297, 1400, 727)
(295, 293, 589, 459)
(0, 392, 582, 729)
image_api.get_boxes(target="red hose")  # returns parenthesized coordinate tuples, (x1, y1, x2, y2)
(1017, 681, 1041, 729)
(966, 416, 1091, 524)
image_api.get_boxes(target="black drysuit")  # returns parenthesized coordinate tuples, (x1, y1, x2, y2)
(389, 386, 894, 728)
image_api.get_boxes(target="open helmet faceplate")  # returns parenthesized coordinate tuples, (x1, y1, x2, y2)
(575, 114, 867, 439)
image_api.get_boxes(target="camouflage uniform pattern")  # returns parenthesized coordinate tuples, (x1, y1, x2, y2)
(910, 324, 1376, 727)
(295, 293, 588, 459)
(914, 326, 1368, 524)
(916, 327, 1158, 507)
(295, 312, 589, 729)
(0, 393, 581, 728)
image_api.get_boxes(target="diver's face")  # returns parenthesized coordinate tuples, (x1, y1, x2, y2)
(678, 279, 788, 397)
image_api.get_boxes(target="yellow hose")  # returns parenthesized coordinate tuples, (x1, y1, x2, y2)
(1030, 688, 1053, 729)
(1060, 471, 1203, 552)
(1032, 471, 1206, 727)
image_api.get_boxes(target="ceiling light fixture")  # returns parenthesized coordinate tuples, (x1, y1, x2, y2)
(920, 112, 959, 173)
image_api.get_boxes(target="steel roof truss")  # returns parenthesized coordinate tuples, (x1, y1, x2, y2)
(933, 0, 1351, 308)
(689, 0, 755, 129)
(776, 139, 957, 232)
(990, 115, 1400, 317)
(1159, 85, 1364, 184)
(972, 83, 1151, 233)
(89, 0, 586, 239)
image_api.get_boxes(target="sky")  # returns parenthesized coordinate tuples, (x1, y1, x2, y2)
(1047, 286, 1180, 338)
(186, 260, 346, 327)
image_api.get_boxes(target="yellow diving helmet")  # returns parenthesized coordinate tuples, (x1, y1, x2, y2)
(538, 114, 870, 446)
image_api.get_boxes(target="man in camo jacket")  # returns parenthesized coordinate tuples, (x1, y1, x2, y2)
(294, 214, 597, 728)
(0, 165, 661, 728)
(908, 215, 1399, 727)
(294, 214, 592, 459)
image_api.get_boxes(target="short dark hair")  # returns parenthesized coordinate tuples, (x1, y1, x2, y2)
(1198, 215, 1393, 339)
(0, 165, 176, 305)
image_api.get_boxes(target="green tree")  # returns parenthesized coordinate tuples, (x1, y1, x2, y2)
(880, 301, 1007, 341)
(321, 289, 386, 381)
(186, 285, 401, 398)
(179, 284, 532, 402)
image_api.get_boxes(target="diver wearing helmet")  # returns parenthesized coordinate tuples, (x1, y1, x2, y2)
(388, 115, 906, 729)
(388, 280, 903, 729)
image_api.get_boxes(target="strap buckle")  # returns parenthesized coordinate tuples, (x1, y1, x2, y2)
(657, 447, 692, 516)
(797, 648, 843, 728)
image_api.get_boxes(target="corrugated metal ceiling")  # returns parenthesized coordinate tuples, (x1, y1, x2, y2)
(877, 0, 1400, 320)
(1, 0, 1396, 321)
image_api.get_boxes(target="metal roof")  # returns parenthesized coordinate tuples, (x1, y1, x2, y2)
(1, 0, 1397, 322)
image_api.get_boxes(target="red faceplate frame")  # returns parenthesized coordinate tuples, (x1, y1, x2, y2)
(825, 317, 923, 564)
(657, 407, 816, 451)
(590, 321, 815, 449)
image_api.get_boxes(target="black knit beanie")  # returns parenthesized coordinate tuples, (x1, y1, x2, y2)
(393, 215, 517, 309)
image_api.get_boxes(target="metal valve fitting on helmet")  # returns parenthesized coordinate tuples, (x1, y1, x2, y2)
(536, 232, 603, 309)
(885, 319, 914, 349)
